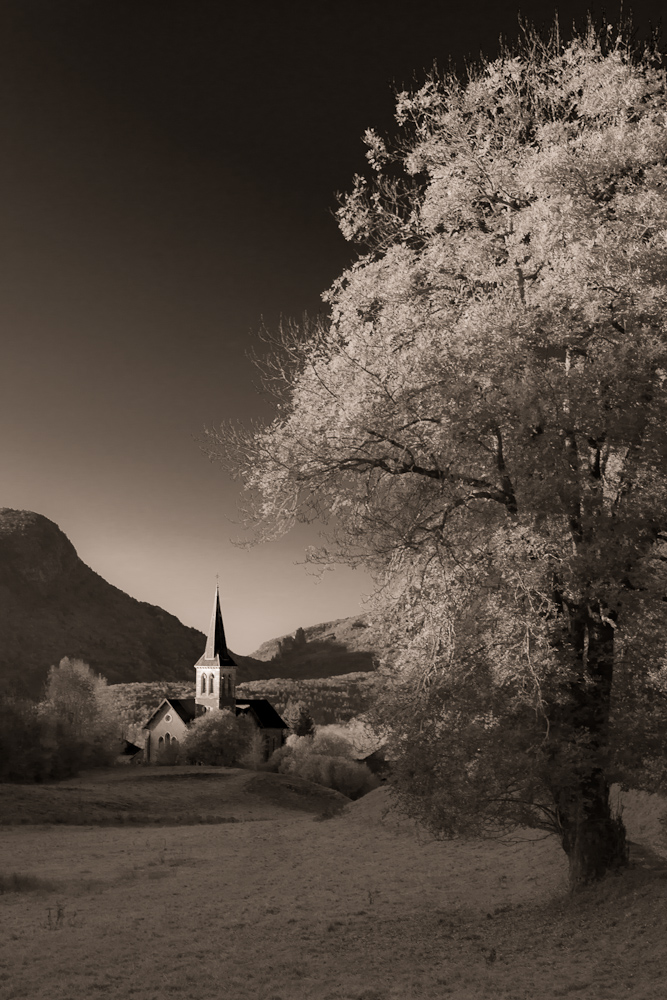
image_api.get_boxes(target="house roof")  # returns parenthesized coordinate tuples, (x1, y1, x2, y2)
(195, 584, 236, 668)
(236, 699, 288, 729)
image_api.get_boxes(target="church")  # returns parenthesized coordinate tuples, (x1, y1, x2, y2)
(142, 585, 287, 763)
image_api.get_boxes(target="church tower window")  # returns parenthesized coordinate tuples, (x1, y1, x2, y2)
(201, 673, 207, 695)
(209, 674, 214, 694)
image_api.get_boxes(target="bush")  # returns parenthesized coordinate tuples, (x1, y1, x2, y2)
(283, 700, 316, 737)
(267, 733, 379, 799)
(180, 710, 256, 766)
(156, 742, 181, 766)
(237, 727, 266, 770)
(309, 731, 356, 759)
(0, 696, 83, 782)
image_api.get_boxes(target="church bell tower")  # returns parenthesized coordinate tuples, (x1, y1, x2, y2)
(195, 584, 237, 712)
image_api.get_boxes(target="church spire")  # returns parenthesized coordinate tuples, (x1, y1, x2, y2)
(195, 582, 237, 712)
(204, 584, 236, 666)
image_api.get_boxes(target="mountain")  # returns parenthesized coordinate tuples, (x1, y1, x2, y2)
(0, 509, 210, 696)
(0, 508, 385, 698)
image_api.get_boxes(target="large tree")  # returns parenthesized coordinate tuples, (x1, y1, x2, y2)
(208, 22, 667, 885)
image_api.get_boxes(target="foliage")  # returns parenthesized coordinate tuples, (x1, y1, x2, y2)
(0, 695, 81, 782)
(43, 657, 123, 768)
(208, 19, 667, 883)
(237, 726, 266, 770)
(0, 658, 126, 782)
(268, 732, 379, 799)
(180, 709, 256, 766)
(283, 699, 316, 736)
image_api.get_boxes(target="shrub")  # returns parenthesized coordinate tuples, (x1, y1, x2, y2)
(268, 734, 379, 799)
(181, 710, 256, 766)
(238, 727, 266, 770)
(156, 742, 181, 766)
(0, 695, 86, 782)
(310, 731, 356, 759)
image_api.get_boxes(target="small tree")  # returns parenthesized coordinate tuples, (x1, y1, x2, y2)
(284, 699, 315, 737)
(181, 710, 256, 766)
(43, 657, 122, 767)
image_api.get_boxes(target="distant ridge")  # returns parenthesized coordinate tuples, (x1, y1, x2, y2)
(245, 616, 384, 679)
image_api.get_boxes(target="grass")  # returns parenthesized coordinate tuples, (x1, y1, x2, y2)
(0, 766, 348, 826)
(1, 771, 666, 999)
(0, 874, 58, 894)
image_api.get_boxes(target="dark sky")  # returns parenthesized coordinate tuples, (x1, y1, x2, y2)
(0, 1, 663, 651)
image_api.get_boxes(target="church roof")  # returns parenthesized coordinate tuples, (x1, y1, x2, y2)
(236, 699, 288, 729)
(195, 584, 236, 668)
(169, 698, 198, 723)
(143, 697, 197, 729)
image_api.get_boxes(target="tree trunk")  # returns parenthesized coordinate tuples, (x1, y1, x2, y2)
(554, 769, 628, 887)
(549, 607, 629, 888)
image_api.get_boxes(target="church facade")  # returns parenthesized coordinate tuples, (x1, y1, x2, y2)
(142, 586, 287, 763)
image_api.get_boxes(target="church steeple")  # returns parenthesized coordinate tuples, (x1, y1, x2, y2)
(195, 584, 237, 711)
(204, 584, 236, 666)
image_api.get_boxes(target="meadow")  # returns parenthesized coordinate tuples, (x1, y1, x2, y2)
(1, 768, 667, 1000)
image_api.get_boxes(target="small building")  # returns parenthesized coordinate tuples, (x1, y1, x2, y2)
(142, 585, 287, 763)
(116, 739, 143, 765)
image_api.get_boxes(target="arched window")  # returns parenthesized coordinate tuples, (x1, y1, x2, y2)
(171, 736, 178, 746)
(209, 674, 214, 694)
(165, 733, 171, 746)
(158, 736, 164, 747)
(201, 673, 207, 694)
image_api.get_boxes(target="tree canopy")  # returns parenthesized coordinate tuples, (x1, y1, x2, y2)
(208, 21, 667, 885)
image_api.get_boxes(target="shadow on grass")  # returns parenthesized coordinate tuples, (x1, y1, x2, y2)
(0, 873, 58, 893)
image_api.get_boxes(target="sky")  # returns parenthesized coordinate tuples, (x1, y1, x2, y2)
(0, 0, 663, 653)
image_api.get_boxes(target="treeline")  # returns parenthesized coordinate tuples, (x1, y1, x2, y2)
(110, 671, 383, 735)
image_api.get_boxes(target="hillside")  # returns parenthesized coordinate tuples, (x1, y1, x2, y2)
(245, 615, 388, 678)
(0, 509, 209, 694)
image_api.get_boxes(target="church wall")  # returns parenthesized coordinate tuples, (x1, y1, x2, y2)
(145, 705, 189, 763)
(262, 727, 286, 760)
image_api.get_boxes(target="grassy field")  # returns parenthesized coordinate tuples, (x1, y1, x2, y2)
(1, 769, 667, 1000)
(0, 766, 348, 826)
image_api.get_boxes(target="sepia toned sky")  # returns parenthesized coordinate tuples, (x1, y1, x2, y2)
(0, 1, 663, 652)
